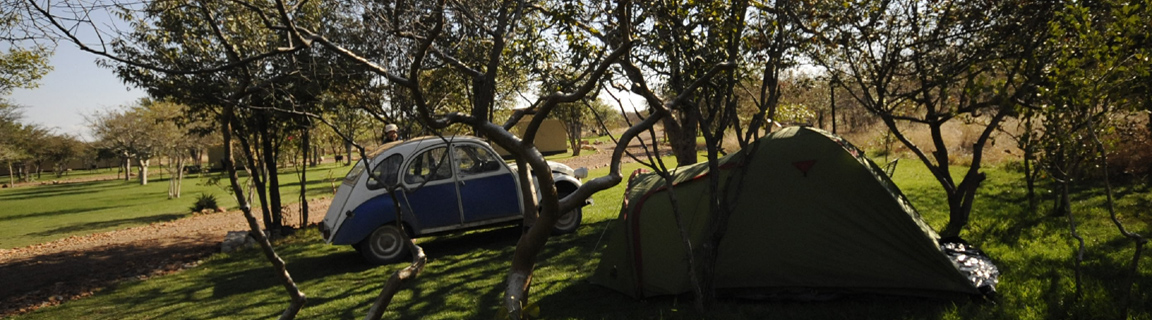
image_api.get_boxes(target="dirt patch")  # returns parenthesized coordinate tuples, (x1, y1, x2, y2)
(557, 131, 670, 171)
(0, 198, 331, 318)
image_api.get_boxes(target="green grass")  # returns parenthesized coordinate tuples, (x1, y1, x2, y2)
(10, 157, 1152, 319)
(0, 163, 352, 249)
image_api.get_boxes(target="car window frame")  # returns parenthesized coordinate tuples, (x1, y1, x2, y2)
(402, 145, 455, 187)
(366, 153, 404, 191)
(453, 142, 505, 178)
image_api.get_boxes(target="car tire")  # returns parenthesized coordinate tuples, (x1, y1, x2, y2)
(551, 189, 582, 235)
(357, 224, 409, 265)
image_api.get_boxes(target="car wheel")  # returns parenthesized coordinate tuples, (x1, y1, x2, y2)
(551, 189, 582, 235)
(357, 224, 409, 265)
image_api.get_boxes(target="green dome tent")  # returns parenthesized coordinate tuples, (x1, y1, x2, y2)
(591, 127, 995, 299)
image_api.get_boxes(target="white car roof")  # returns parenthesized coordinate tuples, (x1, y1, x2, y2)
(369, 135, 489, 159)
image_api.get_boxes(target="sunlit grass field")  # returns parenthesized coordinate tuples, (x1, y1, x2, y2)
(0, 163, 352, 249)
(8, 156, 1152, 319)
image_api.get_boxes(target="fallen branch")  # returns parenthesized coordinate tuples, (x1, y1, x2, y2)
(364, 241, 427, 320)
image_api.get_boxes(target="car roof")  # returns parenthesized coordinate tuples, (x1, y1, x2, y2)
(368, 135, 488, 159)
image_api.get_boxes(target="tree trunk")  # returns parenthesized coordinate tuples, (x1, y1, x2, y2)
(1062, 181, 1085, 299)
(830, 76, 837, 134)
(237, 127, 274, 231)
(168, 162, 176, 199)
(299, 127, 310, 226)
(311, 145, 319, 166)
(123, 157, 131, 181)
(6, 161, 13, 186)
(1023, 143, 1036, 207)
(220, 104, 306, 320)
(1022, 116, 1037, 207)
(253, 145, 273, 231)
(660, 174, 707, 311)
(471, 74, 494, 134)
(1088, 121, 1147, 316)
(136, 159, 149, 185)
(569, 119, 583, 156)
(662, 112, 698, 166)
(364, 240, 426, 320)
(262, 127, 283, 231)
(344, 141, 353, 166)
(171, 156, 185, 199)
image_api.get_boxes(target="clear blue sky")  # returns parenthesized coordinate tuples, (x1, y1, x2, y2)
(7, 44, 145, 141)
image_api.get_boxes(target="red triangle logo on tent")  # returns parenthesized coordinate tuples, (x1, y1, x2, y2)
(793, 160, 817, 177)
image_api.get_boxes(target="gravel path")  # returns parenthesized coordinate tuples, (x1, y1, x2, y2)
(0, 134, 666, 318)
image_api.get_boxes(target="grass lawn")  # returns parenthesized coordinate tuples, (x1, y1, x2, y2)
(0, 163, 352, 249)
(10, 157, 1152, 319)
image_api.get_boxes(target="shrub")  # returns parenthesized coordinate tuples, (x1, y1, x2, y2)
(190, 193, 219, 213)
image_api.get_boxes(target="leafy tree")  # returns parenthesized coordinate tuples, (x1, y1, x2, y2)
(42, 133, 84, 178)
(0, 5, 52, 186)
(1033, 0, 1151, 307)
(0, 6, 52, 96)
(795, 0, 1054, 237)
(547, 98, 620, 156)
(87, 100, 165, 185)
(0, 47, 50, 95)
(0, 105, 51, 182)
(143, 100, 214, 199)
(0, 102, 30, 185)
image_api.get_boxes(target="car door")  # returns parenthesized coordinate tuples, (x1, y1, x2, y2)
(400, 145, 463, 232)
(453, 143, 523, 223)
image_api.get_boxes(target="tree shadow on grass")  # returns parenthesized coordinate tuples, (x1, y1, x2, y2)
(195, 225, 524, 319)
(0, 180, 135, 201)
(24, 213, 187, 238)
(0, 205, 119, 223)
(0, 237, 219, 317)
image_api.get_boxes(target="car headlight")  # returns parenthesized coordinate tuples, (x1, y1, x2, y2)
(549, 161, 575, 176)
(574, 167, 588, 180)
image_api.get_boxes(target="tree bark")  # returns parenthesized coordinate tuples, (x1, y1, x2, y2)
(569, 123, 582, 157)
(658, 174, 706, 311)
(471, 77, 494, 134)
(363, 241, 426, 320)
(221, 104, 306, 320)
(136, 159, 149, 185)
(662, 113, 698, 165)
(1062, 181, 1085, 300)
(299, 127, 309, 226)
(262, 124, 284, 231)
(344, 141, 353, 166)
(123, 156, 131, 181)
(237, 129, 273, 231)
(1089, 122, 1147, 316)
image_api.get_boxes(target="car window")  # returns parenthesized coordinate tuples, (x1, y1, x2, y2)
(367, 154, 403, 190)
(455, 144, 502, 178)
(343, 160, 366, 186)
(405, 146, 453, 185)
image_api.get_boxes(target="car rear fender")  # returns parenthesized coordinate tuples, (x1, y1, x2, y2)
(330, 193, 415, 245)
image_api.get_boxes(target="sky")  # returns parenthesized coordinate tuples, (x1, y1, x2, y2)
(7, 44, 146, 141)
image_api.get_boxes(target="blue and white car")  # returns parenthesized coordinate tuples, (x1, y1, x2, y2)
(320, 136, 590, 264)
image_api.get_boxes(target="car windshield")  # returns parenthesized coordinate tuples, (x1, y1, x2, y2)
(342, 143, 405, 186)
(343, 160, 367, 186)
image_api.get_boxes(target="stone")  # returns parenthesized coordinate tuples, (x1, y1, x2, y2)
(220, 231, 268, 253)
